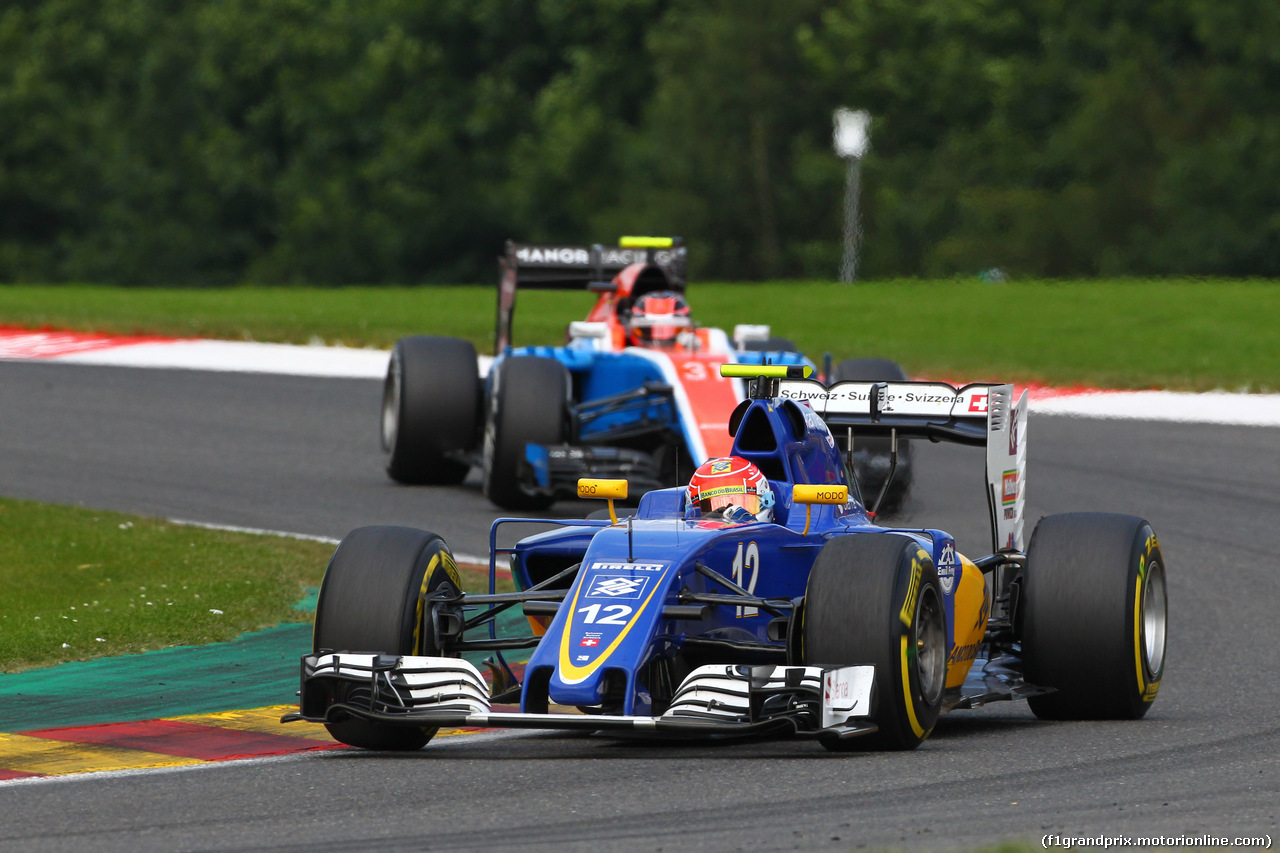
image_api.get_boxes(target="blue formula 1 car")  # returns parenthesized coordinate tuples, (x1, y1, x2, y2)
(289, 365, 1168, 751)
(379, 237, 913, 513)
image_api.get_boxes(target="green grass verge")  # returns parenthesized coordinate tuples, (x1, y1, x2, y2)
(0, 497, 333, 673)
(3, 278, 1278, 391)
(0, 497, 505, 673)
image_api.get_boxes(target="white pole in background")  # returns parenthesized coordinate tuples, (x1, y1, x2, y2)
(833, 108, 871, 283)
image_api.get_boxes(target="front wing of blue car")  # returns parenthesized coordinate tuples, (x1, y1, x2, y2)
(286, 654, 879, 744)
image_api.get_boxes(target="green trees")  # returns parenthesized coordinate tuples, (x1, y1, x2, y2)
(806, 0, 1280, 277)
(1, 0, 1276, 283)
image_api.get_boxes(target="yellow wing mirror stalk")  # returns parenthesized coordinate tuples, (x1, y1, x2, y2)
(792, 484, 849, 536)
(578, 478, 629, 523)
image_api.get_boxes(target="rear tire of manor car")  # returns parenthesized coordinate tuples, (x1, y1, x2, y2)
(799, 534, 946, 750)
(382, 336, 480, 485)
(482, 356, 570, 510)
(312, 526, 463, 750)
(1022, 513, 1167, 720)
(834, 358, 914, 516)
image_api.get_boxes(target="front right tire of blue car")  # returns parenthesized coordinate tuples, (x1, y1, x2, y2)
(312, 526, 463, 750)
(799, 533, 946, 750)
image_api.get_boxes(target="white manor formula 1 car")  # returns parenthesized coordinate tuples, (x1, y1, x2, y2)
(380, 237, 914, 513)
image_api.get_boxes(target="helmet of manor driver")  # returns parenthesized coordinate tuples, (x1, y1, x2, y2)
(686, 456, 775, 524)
(628, 290, 691, 347)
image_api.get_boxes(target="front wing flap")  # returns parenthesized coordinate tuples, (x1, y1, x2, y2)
(946, 654, 1056, 711)
(287, 654, 877, 742)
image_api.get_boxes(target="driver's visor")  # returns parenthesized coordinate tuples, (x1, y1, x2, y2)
(636, 323, 681, 342)
(629, 314, 691, 329)
(698, 491, 763, 517)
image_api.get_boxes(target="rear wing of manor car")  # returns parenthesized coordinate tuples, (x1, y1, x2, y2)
(778, 377, 1029, 553)
(495, 237, 687, 352)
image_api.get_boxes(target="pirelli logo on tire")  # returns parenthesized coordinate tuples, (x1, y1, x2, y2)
(900, 551, 926, 627)
(433, 550, 463, 590)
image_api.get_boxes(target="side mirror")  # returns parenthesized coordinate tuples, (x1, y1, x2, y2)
(578, 478, 628, 524)
(791, 484, 849, 535)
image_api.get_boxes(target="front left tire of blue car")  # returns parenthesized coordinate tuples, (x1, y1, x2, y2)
(312, 526, 462, 750)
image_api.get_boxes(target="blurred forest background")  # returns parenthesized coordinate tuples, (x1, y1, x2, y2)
(2, 0, 1278, 285)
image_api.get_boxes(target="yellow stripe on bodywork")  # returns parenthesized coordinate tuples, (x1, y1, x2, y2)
(946, 556, 989, 689)
(557, 570, 668, 685)
(0, 733, 204, 777)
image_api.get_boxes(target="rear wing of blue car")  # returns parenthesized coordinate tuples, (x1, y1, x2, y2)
(495, 237, 687, 352)
(777, 378, 1029, 553)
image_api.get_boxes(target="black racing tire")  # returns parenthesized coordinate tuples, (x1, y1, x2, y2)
(740, 336, 799, 353)
(1022, 513, 1167, 720)
(312, 526, 464, 750)
(382, 336, 480, 485)
(482, 356, 570, 510)
(833, 358, 914, 516)
(798, 534, 946, 750)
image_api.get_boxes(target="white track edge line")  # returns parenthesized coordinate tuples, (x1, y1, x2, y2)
(166, 518, 495, 570)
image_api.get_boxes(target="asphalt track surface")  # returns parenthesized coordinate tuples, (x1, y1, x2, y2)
(1, 360, 1278, 852)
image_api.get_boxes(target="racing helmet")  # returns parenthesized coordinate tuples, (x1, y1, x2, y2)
(628, 290, 691, 347)
(687, 456, 775, 523)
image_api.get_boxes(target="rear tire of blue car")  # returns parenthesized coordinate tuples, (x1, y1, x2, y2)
(834, 358, 914, 516)
(799, 534, 946, 750)
(312, 526, 463, 750)
(383, 336, 480, 485)
(482, 356, 569, 510)
(1022, 513, 1167, 720)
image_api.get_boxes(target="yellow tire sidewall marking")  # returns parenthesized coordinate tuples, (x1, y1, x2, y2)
(899, 634, 926, 739)
(1134, 535, 1162, 703)
(898, 549, 931, 740)
(899, 552, 924, 628)
(415, 548, 460, 655)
